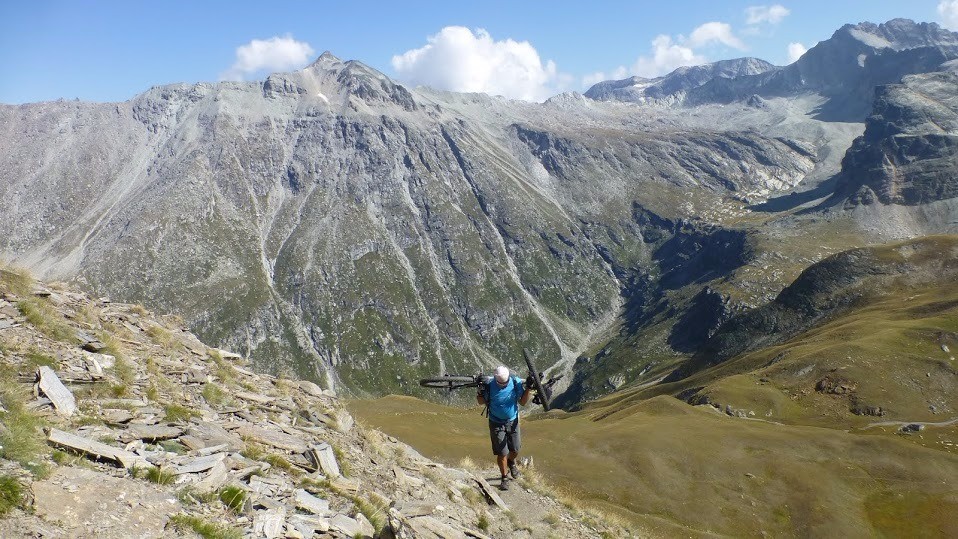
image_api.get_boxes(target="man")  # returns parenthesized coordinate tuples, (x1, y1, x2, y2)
(477, 365, 535, 490)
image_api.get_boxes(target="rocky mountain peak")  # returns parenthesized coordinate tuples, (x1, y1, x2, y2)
(584, 57, 777, 104)
(313, 50, 343, 64)
(265, 53, 419, 111)
(833, 18, 958, 52)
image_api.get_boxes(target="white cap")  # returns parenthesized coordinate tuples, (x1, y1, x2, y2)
(494, 366, 510, 384)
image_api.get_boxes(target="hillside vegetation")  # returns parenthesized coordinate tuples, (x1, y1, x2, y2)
(351, 237, 958, 537)
(0, 265, 619, 538)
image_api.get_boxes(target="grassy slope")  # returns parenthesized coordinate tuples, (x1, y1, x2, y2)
(605, 236, 958, 429)
(350, 238, 958, 537)
(350, 394, 958, 537)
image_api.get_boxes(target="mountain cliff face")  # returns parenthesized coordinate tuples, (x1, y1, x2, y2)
(2, 20, 958, 404)
(834, 69, 958, 205)
(687, 19, 958, 119)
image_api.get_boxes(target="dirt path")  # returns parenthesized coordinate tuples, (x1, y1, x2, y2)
(30, 467, 179, 538)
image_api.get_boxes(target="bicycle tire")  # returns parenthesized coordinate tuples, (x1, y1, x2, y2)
(523, 348, 551, 412)
(419, 376, 477, 389)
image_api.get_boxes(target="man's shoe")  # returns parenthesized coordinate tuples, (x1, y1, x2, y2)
(508, 461, 521, 479)
(499, 476, 509, 491)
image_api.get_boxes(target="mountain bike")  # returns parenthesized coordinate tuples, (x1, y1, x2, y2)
(419, 349, 562, 411)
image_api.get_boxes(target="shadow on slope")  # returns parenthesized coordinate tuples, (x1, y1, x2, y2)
(667, 235, 958, 382)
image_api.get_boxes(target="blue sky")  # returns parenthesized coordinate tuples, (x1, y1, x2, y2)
(0, 1, 953, 103)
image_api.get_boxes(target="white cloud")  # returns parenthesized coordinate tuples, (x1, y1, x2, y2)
(939, 1, 958, 30)
(688, 22, 747, 50)
(583, 20, 754, 87)
(582, 72, 608, 88)
(391, 26, 564, 102)
(786, 42, 807, 63)
(221, 35, 315, 80)
(632, 35, 706, 77)
(629, 21, 744, 79)
(582, 66, 629, 87)
(745, 5, 791, 25)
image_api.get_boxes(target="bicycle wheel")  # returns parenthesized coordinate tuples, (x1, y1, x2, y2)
(419, 376, 477, 389)
(523, 348, 551, 411)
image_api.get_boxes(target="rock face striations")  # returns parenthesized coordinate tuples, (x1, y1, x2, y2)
(834, 69, 958, 205)
(1, 21, 958, 404)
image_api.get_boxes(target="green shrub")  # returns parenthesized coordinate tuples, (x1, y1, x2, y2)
(164, 404, 199, 422)
(201, 383, 227, 406)
(477, 512, 490, 531)
(24, 349, 58, 370)
(0, 475, 23, 516)
(145, 466, 175, 485)
(0, 266, 32, 296)
(0, 383, 46, 467)
(218, 485, 246, 512)
(145, 324, 174, 346)
(17, 298, 76, 343)
(168, 514, 242, 539)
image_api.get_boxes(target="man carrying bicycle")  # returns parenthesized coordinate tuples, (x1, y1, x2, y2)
(477, 365, 535, 490)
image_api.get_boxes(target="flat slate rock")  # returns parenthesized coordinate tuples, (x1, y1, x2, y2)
(307, 443, 341, 477)
(47, 428, 148, 469)
(37, 366, 77, 417)
(294, 489, 331, 516)
(236, 425, 308, 453)
(100, 408, 135, 424)
(171, 453, 227, 475)
(252, 508, 286, 539)
(330, 514, 372, 538)
(120, 424, 184, 442)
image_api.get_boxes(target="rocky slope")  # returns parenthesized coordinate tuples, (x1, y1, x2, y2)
(0, 266, 618, 538)
(1, 19, 958, 406)
(0, 52, 824, 400)
(687, 19, 958, 119)
(834, 68, 958, 205)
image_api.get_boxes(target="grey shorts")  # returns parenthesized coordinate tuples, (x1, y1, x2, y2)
(489, 418, 520, 456)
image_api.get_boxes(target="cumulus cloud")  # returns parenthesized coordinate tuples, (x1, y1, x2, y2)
(745, 5, 791, 25)
(391, 26, 563, 102)
(221, 35, 315, 80)
(786, 42, 807, 63)
(629, 22, 745, 78)
(939, 0, 958, 30)
(688, 22, 747, 49)
(582, 66, 629, 88)
(633, 35, 706, 77)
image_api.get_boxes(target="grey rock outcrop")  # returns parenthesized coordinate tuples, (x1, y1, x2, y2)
(834, 70, 958, 205)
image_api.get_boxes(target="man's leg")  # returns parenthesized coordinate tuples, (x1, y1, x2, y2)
(497, 454, 508, 477)
(507, 451, 519, 477)
(506, 419, 521, 478)
(490, 422, 510, 490)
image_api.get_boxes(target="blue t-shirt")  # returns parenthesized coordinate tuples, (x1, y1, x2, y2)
(486, 376, 525, 424)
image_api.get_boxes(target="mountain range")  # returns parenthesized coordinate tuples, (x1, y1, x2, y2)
(1, 18, 957, 407)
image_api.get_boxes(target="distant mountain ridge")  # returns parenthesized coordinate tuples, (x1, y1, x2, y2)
(584, 57, 777, 103)
(1, 19, 957, 405)
(586, 19, 958, 122)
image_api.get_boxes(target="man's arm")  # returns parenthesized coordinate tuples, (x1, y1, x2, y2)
(519, 378, 533, 406)
(477, 388, 486, 406)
